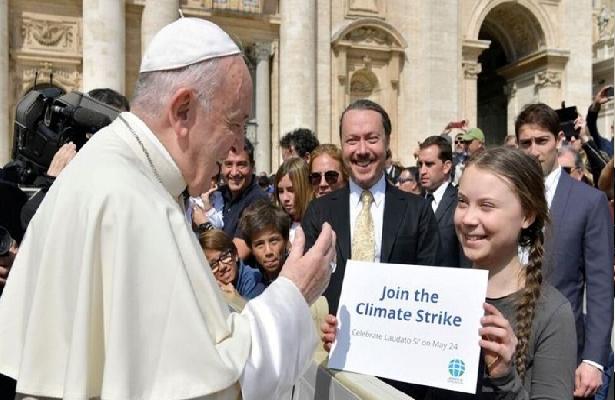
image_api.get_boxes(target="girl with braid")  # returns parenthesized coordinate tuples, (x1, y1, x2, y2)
(321, 147, 577, 399)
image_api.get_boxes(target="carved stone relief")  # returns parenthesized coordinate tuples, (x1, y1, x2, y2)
(350, 69, 378, 96)
(534, 70, 561, 89)
(18, 13, 81, 56)
(463, 62, 482, 80)
(345, 27, 391, 45)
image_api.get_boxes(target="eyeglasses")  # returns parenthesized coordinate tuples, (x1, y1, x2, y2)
(455, 138, 464, 144)
(309, 170, 340, 186)
(209, 249, 234, 273)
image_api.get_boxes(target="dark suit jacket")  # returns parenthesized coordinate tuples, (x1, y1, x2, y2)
(433, 183, 471, 268)
(547, 171, 614, 366)
(302, 182, 441, 314)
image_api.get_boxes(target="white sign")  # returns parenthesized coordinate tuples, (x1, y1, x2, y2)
(328, 261, 488, 394)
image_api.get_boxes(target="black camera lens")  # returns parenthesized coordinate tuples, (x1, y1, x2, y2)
(0, 226, 14, 256)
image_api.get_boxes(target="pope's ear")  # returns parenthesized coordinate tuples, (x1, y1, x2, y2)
(167, 88, 195, 137)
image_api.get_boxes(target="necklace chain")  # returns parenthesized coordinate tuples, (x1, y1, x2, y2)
(118, 115, 163, 185)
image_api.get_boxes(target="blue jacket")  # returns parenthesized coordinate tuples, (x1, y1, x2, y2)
(235, 261, 265, 300)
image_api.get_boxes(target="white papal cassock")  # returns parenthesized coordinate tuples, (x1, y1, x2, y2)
(0, 112, 317, 400)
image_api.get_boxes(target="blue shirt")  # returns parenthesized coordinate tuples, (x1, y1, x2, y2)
(235, 261, 265, 300)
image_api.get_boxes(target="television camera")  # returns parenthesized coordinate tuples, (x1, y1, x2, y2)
(11, 88, 119, 184)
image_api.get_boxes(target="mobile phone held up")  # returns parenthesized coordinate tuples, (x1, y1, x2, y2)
(606, 86, 614, 99)
(555, 102, 579, 139)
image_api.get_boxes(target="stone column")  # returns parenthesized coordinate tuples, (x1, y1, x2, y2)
(82, 0, 125, 93)
(0, 0, 8, 165)
(279, 0, 316, 134)
(461, 39, 490, 127)
(254, 42, 272, 174)
(142, 0, 178, 56)
(462, 62, 482, 128)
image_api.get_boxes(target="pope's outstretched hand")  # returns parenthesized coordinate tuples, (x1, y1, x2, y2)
(280, 223, 336, 305)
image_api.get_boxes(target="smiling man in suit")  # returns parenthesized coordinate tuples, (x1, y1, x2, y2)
(302, 99, 441, 313)
(516, 103, 613, 399)
(302, 99, 440, 398)
(417, 136, 471, 268)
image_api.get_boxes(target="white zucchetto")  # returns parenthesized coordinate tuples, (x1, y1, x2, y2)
(140, 17, 240, 73)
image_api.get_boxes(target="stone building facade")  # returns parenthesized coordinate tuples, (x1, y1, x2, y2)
(0, 0, 613, 172)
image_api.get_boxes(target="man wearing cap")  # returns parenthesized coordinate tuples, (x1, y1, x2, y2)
(0, 18, 335, 400)
(462, 127, 485, 156)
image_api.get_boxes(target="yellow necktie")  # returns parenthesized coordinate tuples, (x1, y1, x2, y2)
(352, 190, 375, 261)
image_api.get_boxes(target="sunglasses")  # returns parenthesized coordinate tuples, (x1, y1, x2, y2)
(309, 170, 340, 186)
(209, 249, 234, 273)
(455, 138, 464, 144)
(562, 166, 574, 174)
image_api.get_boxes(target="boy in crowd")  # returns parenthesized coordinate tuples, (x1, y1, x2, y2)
(239, 199, 291, 286)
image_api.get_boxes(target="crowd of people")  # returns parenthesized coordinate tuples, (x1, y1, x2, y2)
(0, 16, 613, 400)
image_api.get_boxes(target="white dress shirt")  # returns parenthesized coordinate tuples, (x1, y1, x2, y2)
(544, 165, 562, 209)
(349, 174, 386, 262)
(429, 181, 450, 213)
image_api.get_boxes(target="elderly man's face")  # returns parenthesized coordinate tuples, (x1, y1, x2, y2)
(188, 56, 253, 195)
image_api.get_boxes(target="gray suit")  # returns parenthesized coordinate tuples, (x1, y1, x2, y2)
(546, 171, 613, 366)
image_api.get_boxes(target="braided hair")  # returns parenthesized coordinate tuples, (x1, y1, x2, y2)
(467, 147, 549, 379)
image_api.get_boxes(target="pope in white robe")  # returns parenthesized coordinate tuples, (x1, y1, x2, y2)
(0, 18, 334, 400)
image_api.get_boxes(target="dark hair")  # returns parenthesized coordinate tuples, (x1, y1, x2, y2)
(279, 132, 292, 149)
(339, 99, 391, 139)
(466, 147, 549, 379)
(88, 88, 130, 111)
(514, 103, 560, 138)
(257, 174, 271, 189)
(230, 137, 255, 166)
(419, 135, 453, 163)
(279, 128, 319, 158)
(239, 199, 291, 247)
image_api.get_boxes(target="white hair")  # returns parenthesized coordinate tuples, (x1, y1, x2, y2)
(131, 57, 227, 118)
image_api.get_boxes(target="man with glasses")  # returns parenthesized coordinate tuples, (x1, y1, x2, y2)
(461, 127, 485, 157)
(516, 103, 613, 399)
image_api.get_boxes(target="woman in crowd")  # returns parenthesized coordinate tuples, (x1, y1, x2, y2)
(308, 144, 348, 198)
(274, 157, 313, 242)
(322, 147, 577, 399)
(198, 229, 265, 300)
